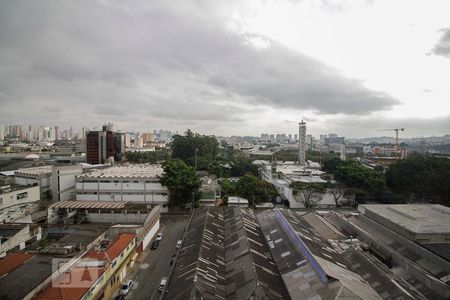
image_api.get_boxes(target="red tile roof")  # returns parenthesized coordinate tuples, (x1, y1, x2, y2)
(0, 253, 34, 277)
(105, 233, 135, 260)
(35, 266, 105, 300)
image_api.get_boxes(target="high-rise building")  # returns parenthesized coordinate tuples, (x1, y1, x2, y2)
(54, 126, 59, 140)
(142, 132, 153, 144)
(86, 130, 115, 164)
(114, 133, 126, 162)
(86, 124, 125, 164)
(0, 125, 4, 141)
(340, 144, 346, 161)
(298, 120, 306, 166)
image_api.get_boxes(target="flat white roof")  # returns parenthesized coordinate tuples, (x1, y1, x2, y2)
(79, 164, 163, 179)
(228, 197, 249, 204)
(289, 176, 327, 183)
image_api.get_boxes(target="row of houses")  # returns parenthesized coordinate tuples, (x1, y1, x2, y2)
(0, 204, 161, 299)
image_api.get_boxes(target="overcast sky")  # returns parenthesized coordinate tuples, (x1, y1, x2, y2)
(1, 0, 449, 138)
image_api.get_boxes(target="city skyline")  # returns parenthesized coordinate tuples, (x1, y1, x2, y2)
(1, 1, 450, 137)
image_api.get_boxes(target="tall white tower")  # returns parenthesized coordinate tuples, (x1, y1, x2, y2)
(298, 120, 306, 166)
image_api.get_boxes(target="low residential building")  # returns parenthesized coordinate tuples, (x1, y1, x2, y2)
(75, 164, 168, 205)
(35, 233, 137, 300)
(47, 201, 160, 251)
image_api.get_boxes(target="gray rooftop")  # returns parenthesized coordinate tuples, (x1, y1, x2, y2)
(78, 164, 163, 180)
(165, 206, 288, 300)
(258, 209, 416, 300)
(359, 204, 450, 235)
(0, 255, 54, 300)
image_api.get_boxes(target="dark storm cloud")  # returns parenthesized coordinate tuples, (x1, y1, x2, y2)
(432, 28, 450, 58)
(0, 0, 399, 130)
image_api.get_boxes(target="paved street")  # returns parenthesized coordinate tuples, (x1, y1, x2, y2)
(125, 215, 189, 300)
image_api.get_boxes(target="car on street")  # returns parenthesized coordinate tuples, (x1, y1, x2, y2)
(170, 254, 176, 265)
(176, 240, 182, 249)
(151, 240, 159, 250)
(159, 277, 168, 292)
(120, 280, 134, 295)
(156, 232, 163, 241)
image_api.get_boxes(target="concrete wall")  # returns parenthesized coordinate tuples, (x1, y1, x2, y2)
(76, 192, 167, 204)
(15, 175, 51, 199)
(0, 185, 40, 211)
(76, 179, 168, 204)
(52, 165, 83, 202)
(86, 211, 149, 223)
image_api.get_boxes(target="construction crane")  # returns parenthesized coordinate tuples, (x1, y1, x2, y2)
(377, 127, 405, 158)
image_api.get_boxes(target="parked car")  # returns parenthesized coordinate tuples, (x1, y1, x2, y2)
(176, 240, 182, 249)
(120, 280, 134, 295)
(170, 254, 176, 265)
(151, 240, 159, 250)
(156, 233, 163, 241)
(159, 277, 168, 292)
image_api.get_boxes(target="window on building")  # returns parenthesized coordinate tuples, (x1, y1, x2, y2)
(17, 192, 28, 200)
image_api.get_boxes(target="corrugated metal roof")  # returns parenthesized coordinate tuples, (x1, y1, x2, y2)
(49, 200, 127, 209)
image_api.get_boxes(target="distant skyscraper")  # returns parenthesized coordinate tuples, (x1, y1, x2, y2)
(54, 126, 59, 140)
(298, 120, 306, 166)
(340, 144, 346, 161)
(87, 128, 116, 164)
(0, 125, 4, 141)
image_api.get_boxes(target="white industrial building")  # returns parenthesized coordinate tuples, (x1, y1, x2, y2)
(52, 164, 83, 202)
(256, 160, 348, 209)
(75, 164, 168, 205)
(15, 166, 52, 200)
(14, 164, 83, 202)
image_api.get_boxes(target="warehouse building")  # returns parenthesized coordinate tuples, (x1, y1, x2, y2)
(75, 164, 168, 205)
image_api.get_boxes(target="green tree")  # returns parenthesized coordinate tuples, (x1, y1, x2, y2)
(235, 174, 275, 204)
(220, 179, 237, 197)
(171, 129, 219, 171)
(126, 149, 170, 163)
(291, 182, 326, 208)
(386, 154, 450, 206)
(159, 159, 201, 207)
(322, 158, 386, 200)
